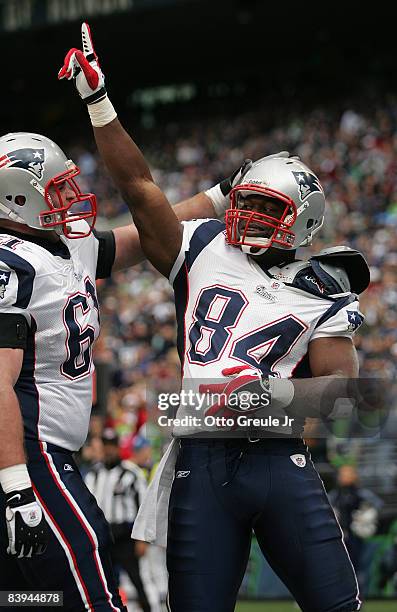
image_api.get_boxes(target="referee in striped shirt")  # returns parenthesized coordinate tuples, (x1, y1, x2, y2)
(84, 429, 153, 612)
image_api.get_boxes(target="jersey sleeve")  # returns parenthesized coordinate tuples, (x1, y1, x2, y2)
(92, 229, 116, 279)
(169, 219, 225, 285)
(311, 296, 364, 341)
(0, 249, 35, 313)
(0, 313, 28, 349)
(0, 250, 33, 347)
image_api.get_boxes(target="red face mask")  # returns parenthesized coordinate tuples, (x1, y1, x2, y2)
(40, 164, 97, 239)
(226, 184, 297, 250)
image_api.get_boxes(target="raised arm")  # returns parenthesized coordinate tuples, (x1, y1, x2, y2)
(58, 24, 183, 277)
(92, 118, 181, 276)
(58, 23, 253, 276)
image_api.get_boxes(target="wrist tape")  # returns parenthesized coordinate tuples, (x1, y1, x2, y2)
(268, 377, 295, 410)
(0, 464, 31, 494)
(88, 96, 117, 128)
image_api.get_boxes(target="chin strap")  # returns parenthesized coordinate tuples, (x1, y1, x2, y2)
(0, 200, 59, 234)
(239, 235, 272, 257)
(0, 201, 25, 224)
(240, 244, 269, 257)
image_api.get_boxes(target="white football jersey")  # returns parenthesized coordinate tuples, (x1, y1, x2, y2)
(168, 219, 364, 435)
(0, 221, 100, 451)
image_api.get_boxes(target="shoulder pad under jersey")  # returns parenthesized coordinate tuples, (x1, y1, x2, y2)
(268, 246, 369, 297)
(310, 246, 370, 295)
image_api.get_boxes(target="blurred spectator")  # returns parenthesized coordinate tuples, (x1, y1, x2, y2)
(84, 430, 161, 612)
(78, 435, 104, 478)
(328, 464, 384, 596)
(379, 519, 397, 596)
(130, 436, 153, 473)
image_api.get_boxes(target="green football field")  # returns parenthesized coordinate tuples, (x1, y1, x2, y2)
(235, 601, 397, 612)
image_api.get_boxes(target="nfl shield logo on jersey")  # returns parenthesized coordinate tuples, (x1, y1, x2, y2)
(0, 269, 11, 299)
(292, 171, 323, 202)
(290, 454, 306, 468)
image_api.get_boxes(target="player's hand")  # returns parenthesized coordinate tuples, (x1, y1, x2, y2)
(205, 152, 294, 217)
(218, 159, 253, 197)
(351, 504, 378, 538)
(219, 151, 294, 197)
(58, 22, 107, 105)
(134, 540, 148, 557)
(256, 151, 301, 164)
(199, 365, 271, 420)
(5, 487, 48, 558)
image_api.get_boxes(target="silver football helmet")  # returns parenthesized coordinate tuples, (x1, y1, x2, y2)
(226, 155, 325, 255)
(0, 132, 97, 238)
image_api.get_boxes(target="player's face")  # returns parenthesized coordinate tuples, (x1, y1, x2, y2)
(47, 181, 76, 208)
(46, 179, 85, 237)
(103, 443, 120, 467)
(237, 195, 284, 238)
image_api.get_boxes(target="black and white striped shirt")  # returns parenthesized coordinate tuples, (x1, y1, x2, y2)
(84, 460, 147, 526)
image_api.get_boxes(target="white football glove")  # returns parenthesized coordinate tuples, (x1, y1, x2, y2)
(199, 365, 271, 420)
(5, 487, 48, 558)
(351, 504, 378, 538)
(58, 22, 107, 105)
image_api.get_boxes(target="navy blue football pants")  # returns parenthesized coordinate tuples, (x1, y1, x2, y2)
(166, 439, 361, 612)
(0, 440, 126, 612)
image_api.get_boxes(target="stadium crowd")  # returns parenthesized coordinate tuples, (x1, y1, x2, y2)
(69, 98, 397, 600)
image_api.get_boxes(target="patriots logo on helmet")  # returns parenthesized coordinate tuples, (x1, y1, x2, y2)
(292, 171, 322, 202)
(0, 269, 11, 299)
(0, 148, 45, 179)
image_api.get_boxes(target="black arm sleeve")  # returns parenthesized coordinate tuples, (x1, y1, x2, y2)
(0, 314, 28, 349)
(92, 229, 116, 279)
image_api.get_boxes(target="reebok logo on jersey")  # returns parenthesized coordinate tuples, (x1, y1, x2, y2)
(255, 285, 276, 302)
(0, 269, 11, 299)
(290, 454, 306, 468)
(63, 464, 74, 472)
(176, 471, 191, 478)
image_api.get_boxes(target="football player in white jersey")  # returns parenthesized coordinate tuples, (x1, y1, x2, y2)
(0, 133, 247, 606)
(59, 24, 372, 612)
